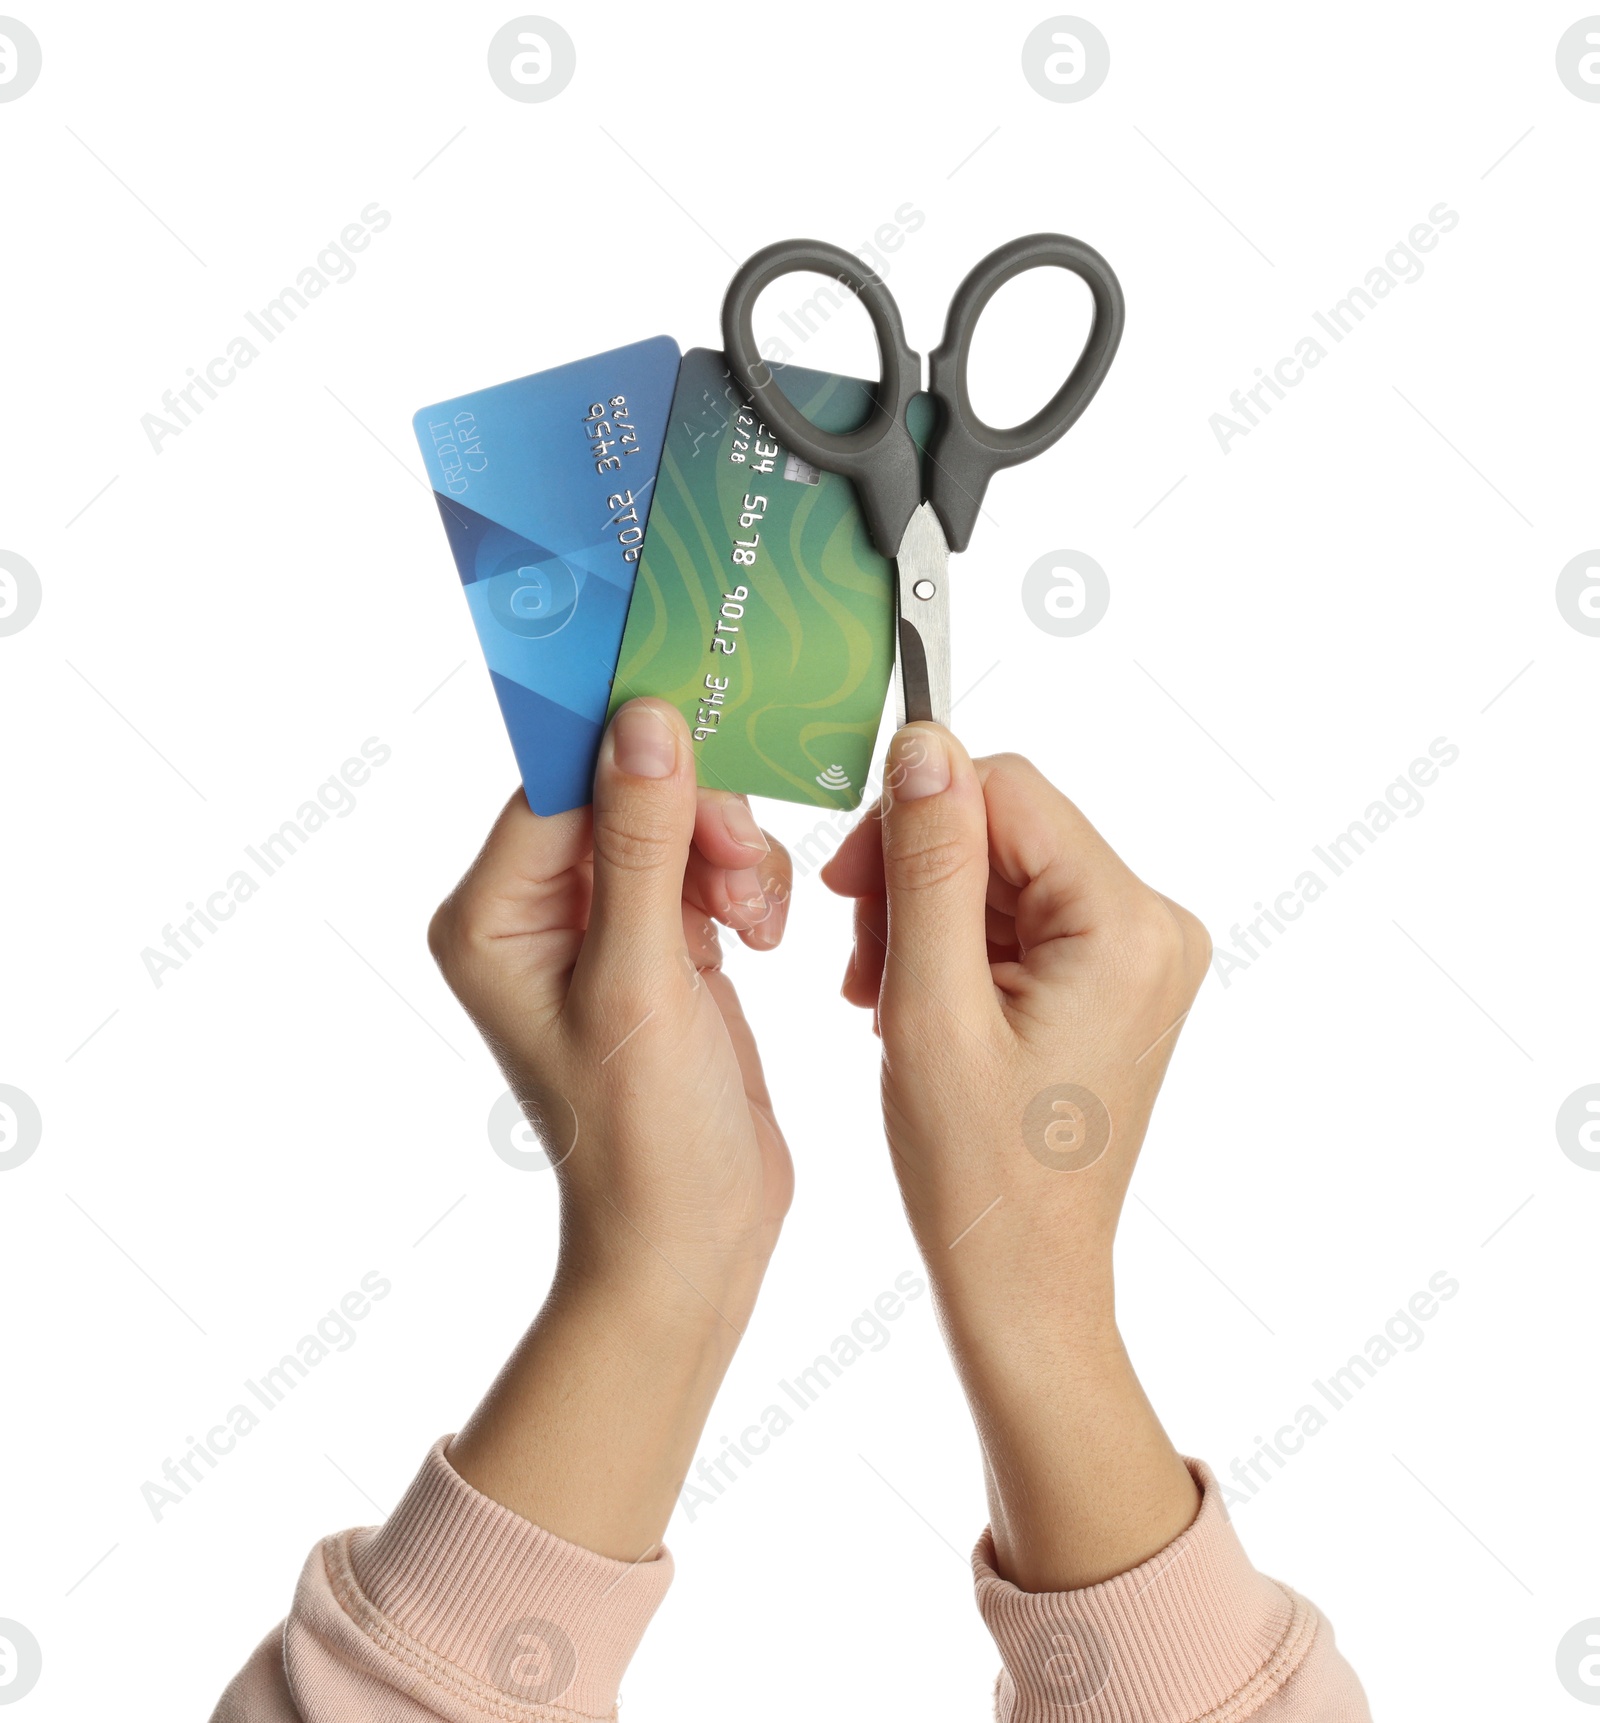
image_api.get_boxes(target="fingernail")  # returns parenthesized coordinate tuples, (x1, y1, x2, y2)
(889, 727, 950, 801)
(722, 797, 769, 855)
(748, 887, 789, 948)
(722, 866, 767, 924)
(612, 703, 676, 779)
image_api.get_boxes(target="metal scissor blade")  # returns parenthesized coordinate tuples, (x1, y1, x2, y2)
(893, 502, 953, 728)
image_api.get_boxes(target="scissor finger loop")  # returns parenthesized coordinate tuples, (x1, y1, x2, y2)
(721, 232, 1125, 735)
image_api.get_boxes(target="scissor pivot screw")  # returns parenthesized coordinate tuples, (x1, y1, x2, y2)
(912, 578, 936, 600)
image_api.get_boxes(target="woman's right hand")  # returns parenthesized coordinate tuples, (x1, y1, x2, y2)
(823, 723, 1212, 1591)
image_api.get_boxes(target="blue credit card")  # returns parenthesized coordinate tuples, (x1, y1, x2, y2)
(413, 336, 681, 814)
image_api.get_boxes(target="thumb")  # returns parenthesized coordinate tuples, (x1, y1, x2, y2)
(878, 724, 995, 1032)
(575, 699, 698, 993)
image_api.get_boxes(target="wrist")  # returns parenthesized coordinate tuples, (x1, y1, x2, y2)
(905, 1185, 1118, 1350)
(555, 1214, 773, 1338)
(923, 1272, 1198, 1593)
(550, 1245, 763, 1362)
(926, 1252, 1124, 1431)
(449, 1249, 756, 1561)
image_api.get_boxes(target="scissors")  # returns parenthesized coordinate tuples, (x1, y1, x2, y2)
(721, 234, 1124, 728)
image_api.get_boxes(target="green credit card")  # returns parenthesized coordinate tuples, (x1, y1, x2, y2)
(607, 347, 933, 810)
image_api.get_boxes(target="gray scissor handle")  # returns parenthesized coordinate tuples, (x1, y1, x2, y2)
(721, 238, 924, 558)
(926, 234, 1125, 552)
(721, 233, 1126, 557)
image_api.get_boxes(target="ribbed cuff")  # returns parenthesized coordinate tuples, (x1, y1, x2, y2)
(329, 1436, 673, 1719)
(974, 1460, 1320, 1722)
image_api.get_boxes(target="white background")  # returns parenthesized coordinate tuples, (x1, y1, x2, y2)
(2, 2, 1597, 1717)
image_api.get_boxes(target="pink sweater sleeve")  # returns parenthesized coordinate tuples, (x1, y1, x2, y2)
(210, 1437, 672, 1722)
(973, 1461, 1371, 1722)
(213, 1446, 1368, 1722)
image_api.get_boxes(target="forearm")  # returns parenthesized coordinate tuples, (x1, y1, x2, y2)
(925, 1240, 1199, 1592)
(448, 1242, 764, 1561)
(932, 1253, 1371, 1720)
(212, 1234, 768, 1721)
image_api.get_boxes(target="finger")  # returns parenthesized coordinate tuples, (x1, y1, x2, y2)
(684, 846, 769, 931)
(573, 699, 698, 994)
(985, 902, 1019, 960)
(877, 724, 996, 1031)
(975, 754, 1144, 955)
(986, 870, 1021, 920)
(738, 834, 793, 951)
(435, 791, 592, 942)
(824, 805, 887, 1003)
(820, 803, 885, 899)
(684, 827, 791, 937)
(693, 788, 771, 870)
(842, 893, 887, 1008)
